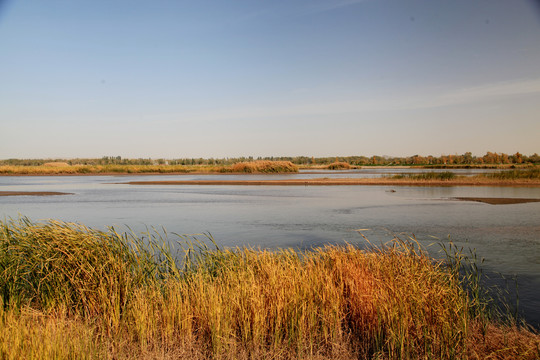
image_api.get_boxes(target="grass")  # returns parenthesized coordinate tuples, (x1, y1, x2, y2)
(397, 168, 540, 182)
(391, 171, 457, 181)
(1, 218, 538, 359)
(42, 162, 71, 167)
(0, 161, 300, 175)
(326, 162, 351, 170)
(228, 160, 299, 173)
(0, 164, 193, 175)
(484, 168, 540, 180)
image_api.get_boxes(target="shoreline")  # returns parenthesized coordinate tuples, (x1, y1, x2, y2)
(0, 191, 73, 196)
(453, 197, 540, 205)
(2, 164, 533, 177)
(119, 178, 540, 187)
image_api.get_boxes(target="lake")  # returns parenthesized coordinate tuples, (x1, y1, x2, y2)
(1, 170, 539, 327)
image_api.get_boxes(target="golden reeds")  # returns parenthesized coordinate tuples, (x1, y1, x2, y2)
(230, 160, 299, 173)
(326, 162, 351, 170)
(0, 164, 195, 175)
(1, 218, 538, 359)
(0, 161, 300, 175)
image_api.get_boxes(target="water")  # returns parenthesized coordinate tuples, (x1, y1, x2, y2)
(1, 170, 539, 327)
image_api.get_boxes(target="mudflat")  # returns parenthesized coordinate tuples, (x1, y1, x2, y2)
(0, 191, 73, 196)
(454, 197, 540, 205)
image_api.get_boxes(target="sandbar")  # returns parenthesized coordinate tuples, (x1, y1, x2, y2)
(0, 191, 73, 197)
(453, 197, 540, 205)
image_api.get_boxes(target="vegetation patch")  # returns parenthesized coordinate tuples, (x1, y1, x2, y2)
(1, 218, 538, 359)
(392, 171, 456, 181)
(0, 164, 194, 175)
(485, 168, 540, 180)
(229, 160, 299, 173)
(1, 152, 539, 170)
(0, 162, 300, 175)
(326, 162, 351, 170)
(42, 162, 71, 167)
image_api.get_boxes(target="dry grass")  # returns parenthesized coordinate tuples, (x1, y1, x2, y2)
(0, 164, 198, 175)
(466, 321, 540, 359)
(0, 302, 100, 360)
(1, 218, 539, 359)
(326, 162, 351, 170)
(229, 160, 299, 173)
(485, 168, 540, 180)
(42, 162, 71, 167)
(0, 161, 299, 175)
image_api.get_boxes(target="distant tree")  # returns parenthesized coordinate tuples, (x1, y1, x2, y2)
(463, 152, 473, 164)
(511, 152, 523, 164)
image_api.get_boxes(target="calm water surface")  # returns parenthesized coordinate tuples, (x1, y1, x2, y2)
(1, 171, 539, 327)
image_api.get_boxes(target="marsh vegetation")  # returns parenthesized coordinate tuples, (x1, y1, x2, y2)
(326, 162, 352, 170)
(0, 160, 299, 175)
(1, 219, 538, 359)
(1, 151, 539, 176)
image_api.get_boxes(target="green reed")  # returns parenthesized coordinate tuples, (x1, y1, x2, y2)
(1, 218, 538, 359)
(485, 168, 540, 180)
(392, 171, 456, 180)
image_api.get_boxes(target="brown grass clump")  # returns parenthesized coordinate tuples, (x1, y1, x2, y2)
(326, 162, 351, 170)
(230, 160, 299, 173)
(42, 162, 70, 167)
(466, 321, 540, 359)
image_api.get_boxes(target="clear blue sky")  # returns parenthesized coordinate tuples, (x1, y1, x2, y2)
(1, 0, 539, 159)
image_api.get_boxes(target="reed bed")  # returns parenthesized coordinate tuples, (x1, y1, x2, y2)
(326, 162, 351, 170)
(485, 168, 540, 180)
(1, 218, 538, 359)
(0, 164, 193, 175)
(391, 171, 456, 181)
(229, 160, 299, 173)
(0, 161, 300, 175)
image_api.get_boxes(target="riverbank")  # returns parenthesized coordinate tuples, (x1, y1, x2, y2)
(0, 191, 73, 196)
(120, 177, 540, 187)
(2, 162, 535, 176)
(1, 218, 538, 359)
(454, 197, 540, 205)
(0, 161, 299, 176)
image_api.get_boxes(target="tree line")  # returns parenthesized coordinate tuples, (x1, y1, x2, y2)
(1, 152, 539, 167)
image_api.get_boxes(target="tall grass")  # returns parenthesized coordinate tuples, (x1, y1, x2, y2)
(1, 218, 538, 359)
(485, 168, 540, 180)
(229, 160, 299, 173)
(0, 164, 193, 175)
(0, 161, 300, 175)
(0, 302, 100, 360)
(391, 171, 456, 181)
(326, 162, 351, 170)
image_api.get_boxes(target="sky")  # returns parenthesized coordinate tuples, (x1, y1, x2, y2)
(1, 0, 539, 159)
